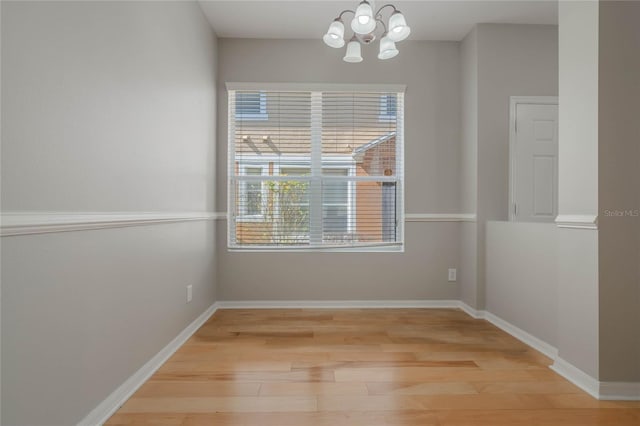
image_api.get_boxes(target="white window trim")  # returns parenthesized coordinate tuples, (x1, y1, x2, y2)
(396, 92, 405, 248)
(227, 86, 405, 252)
(228, 243, 403, 253)
(227, 82, 406, 93)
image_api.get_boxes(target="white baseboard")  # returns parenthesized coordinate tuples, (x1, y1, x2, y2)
(216, 300, 460, 309)
(457, 304, 639, 401)
(457, 301, 484, 319)
(457, 302, 557, 360)
(458, 305, 601, 398)
(482, 311, 559, 360)
(550, 357, 600, 399)
(551, 358, 640, 400)
(78, 299, 639, 426)
(599, 381, 640, 400)
(77, 303, 218, 426)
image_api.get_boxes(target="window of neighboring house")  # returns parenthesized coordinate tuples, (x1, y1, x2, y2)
(228, 86, 404, 251)
(379, 94, 397, 121)
(235, 92, 268, 120)
(237, 165, 266, 220)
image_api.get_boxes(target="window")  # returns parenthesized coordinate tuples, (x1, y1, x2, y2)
(322, 168, 350, 235)
(276, 166, 353, 241)
(237, 165, 266, 220)
(379, 94, 397, 121)
(228, 85, 404, 251)
(235, 92, 268, 120)
(277, 166, 310, 243)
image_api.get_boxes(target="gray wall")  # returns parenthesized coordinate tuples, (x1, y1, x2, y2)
(476, 24, 559, 223)
(459, 24, 559, 309)
(556, 228, 600, 378)
(215, 38, 462, 301)
(459, 28, 478, 308)
(217, 222, 460, 300)
(554, 0, 640, 386)
(556, 0, 600, 378)
(558, 3, 599, 217)
(460, 28, 478, 217)
(1, 1, 218, 424)
(597, 0, 640, 382)
(486, 221, 557, 347)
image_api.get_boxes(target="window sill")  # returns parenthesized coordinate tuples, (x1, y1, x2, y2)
(227, 244, 404, 253)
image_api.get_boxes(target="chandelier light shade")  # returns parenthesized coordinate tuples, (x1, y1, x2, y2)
(351, 1, 376, 34)
(344, 37, 363, 63)
(378, 34, 399, 60)
(322, 1, 411, 63)
(323, 19, 346, 48)
(387, 11, 411, 42)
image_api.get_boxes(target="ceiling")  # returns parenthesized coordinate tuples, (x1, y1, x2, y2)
(198, 0, 558, 42)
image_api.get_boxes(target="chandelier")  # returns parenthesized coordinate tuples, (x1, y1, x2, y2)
(323, 1, 411, 63)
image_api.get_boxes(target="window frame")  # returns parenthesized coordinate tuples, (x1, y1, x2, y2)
(227, 83, 405, 253)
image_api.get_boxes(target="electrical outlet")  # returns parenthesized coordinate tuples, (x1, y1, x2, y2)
(186, 285, 193, 303)
(448, 268, 457, 282)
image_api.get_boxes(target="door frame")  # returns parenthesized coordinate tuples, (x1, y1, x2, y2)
(509, 96, 559, 221)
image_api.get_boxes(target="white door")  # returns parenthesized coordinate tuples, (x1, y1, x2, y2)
(510, 101, 558, 222)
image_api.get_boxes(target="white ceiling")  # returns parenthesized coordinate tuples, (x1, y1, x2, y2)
(198, 0, 558, 42)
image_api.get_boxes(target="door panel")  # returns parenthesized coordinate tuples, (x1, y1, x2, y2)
(532, 155, 555, 216)
(512, 103, 558, 222)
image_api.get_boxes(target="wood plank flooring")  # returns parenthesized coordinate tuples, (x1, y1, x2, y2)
(107, 309, 640, 425)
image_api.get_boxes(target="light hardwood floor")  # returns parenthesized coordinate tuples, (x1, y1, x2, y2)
(107, 309, 640, 425)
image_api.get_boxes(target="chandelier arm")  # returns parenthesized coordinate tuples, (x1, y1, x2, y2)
(374, 4, 398, 18)
(337, 9, 356, 20)
(374, 17, 388, 36)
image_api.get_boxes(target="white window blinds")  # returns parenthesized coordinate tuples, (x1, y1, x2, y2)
(228, 85, 404, 251)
